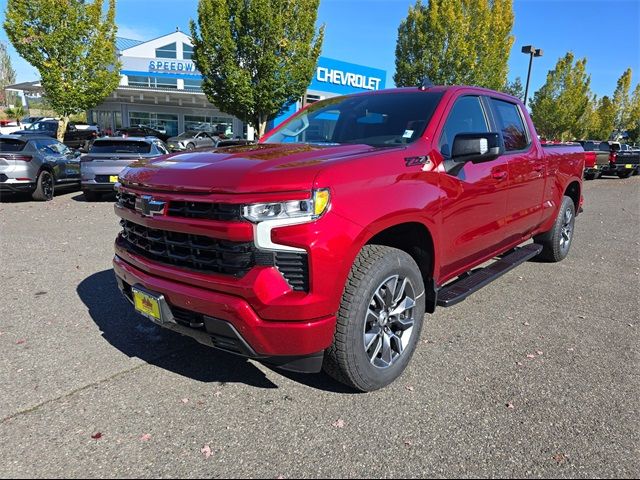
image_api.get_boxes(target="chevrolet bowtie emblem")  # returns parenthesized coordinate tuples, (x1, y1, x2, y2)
(135, 195, 166, 217)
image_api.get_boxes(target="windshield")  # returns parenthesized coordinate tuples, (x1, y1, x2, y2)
(27, 121, 57, 132)
(263, 92, 443, 147)
(90, 140, 151, 154)
(176, 131, 198, 139)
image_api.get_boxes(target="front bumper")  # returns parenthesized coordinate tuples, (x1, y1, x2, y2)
(113, 254, 335, 371)
(82, 180, 119, 192)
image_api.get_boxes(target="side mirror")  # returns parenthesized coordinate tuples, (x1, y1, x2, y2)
(452, 133, 503, 164)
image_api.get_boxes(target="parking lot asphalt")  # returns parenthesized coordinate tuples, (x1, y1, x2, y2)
(0, 179, 638, 479)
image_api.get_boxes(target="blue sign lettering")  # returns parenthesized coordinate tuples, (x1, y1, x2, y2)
(148, 60, 198, 74)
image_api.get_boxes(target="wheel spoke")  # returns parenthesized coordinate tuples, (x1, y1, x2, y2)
(391, 315, 415, 332)
(390, 333, 404, 355)
(366, 308, 379, 325)
(393, 277, 409, 304)
(369, 336, 383, 364)
(390, 296, 415, 317)
(383, 276, 398, 307)
(380, 331, 393, 365)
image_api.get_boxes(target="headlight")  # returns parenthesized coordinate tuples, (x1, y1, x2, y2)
(243, 189, 330, 223)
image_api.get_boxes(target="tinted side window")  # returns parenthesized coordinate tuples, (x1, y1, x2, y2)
(491, 99, 529, 151)
(439, 96, 489, 158)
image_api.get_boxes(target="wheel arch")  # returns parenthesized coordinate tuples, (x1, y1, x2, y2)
(364, 220, 438, 313)
(564, 180, 581, 213)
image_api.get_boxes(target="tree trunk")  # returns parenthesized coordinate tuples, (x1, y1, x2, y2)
(254, 114, 268, 140)
(57, 116, 69, 143)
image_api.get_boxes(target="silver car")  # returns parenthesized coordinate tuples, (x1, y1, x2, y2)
(0, 134, 81, 201)
(166, 130, 219, 152)
(80, 137, 169, 201)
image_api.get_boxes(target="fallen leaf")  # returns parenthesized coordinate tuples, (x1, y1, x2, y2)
(201, 444, 212, 459)
(332, 419, 345, 428)
(181, 398, 189, 404)
(552, 453, 566, 464)
(523, 322, 530, 326)
(16, 339, 26, 345)
(140, 434, 151, 441)
(577, 315, 586, 319)
(405, 385, 415, 392)
(567, 348, 574, 352)
(404, 440, 413, 447)
(35, 291, 47, 296)
(515, 361, 523, 366)
(526, 354, 536, 359)
(91, 432, 102, 440)
(212, 391, 222, 398)
(536, 351, 544, 356)
(506, 403, 515, 409)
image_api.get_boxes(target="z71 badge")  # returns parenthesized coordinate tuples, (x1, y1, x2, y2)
(404, 156, 431, 167)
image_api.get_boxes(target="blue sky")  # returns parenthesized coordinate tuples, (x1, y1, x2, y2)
(1, 0, 639, 99)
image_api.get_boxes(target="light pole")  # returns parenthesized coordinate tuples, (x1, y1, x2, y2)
(521, 45, 543, 108)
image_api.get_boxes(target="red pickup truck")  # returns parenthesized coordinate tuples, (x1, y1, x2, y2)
(113, 86, 584, 391)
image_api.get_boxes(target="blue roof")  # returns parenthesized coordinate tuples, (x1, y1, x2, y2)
(116, 37, 144, 51)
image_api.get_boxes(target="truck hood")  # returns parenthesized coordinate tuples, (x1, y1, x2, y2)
(120, 143, 389, 194)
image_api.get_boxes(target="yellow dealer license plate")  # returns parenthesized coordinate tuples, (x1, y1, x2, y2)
(132, 288, 162, 322)
(109, 175, 119, 183)
(625, 164, 633, 169)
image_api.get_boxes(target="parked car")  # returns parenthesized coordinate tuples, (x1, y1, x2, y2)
(80, 137, 169, 201)
(603, 144, 640, 178)
(13, 120, 98, 151)
(166, 130, 219, 151)
(112, 85, 585, 392)
(115, 125, 170, 142)
(0, 134, 81, 201)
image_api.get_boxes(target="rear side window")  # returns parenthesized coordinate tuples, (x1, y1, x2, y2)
(90, 141, 151, 154)
(491, 99, 530, 151)
(33, 139, 69, 154)
(0, 139, 26, 152)
(438, 96, 489, 158)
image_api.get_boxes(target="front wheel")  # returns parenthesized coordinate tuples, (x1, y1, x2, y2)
(534, 196, 576, 262)
(618, 171, 633, 179)
(323, 245, 426, 392)
(32, 170, 54, 201)
(186, 143, 195, 151)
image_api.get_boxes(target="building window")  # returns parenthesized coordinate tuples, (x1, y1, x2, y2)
(128, 75, 150, 88)
(184, 115, 234, 136)
(183, 43, 194, 60)
(154, 77, 178, 89)
(129, 112, 179, 137)
(183, 78, 202, 91)
(156, 42, 177, 59)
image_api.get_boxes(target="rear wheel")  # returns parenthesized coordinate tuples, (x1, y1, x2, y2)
(618, 171, 633, 179)
(32, 170, 54, 201)
(323, 245, 426, 392)
(186, 143, 195, 151)
(584, 172, 597, 180)
(534, 196, 576, 262)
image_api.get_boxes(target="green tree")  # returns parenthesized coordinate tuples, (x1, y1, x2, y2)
(3, 0, 120, 141)
(503, 77, 524, 99)
(529, 52, 592, 140)
(190, 0, 324, 138)
(586, 96, 616, 140)
(4, 103, 25, 124)
(0, 42, 17, 106)
(626, 83, 640, 143)
(394, 0, 514, 90)
(612, 68, 632, 135)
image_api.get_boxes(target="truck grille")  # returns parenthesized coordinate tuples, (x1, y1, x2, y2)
(116, 191, 244, 221)
(275, 252, 309, 292)
(119, 219, 256, 276)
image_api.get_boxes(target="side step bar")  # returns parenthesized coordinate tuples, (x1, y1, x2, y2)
(437, 243, 543, 307)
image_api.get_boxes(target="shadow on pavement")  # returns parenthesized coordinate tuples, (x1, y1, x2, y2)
(77, 269, 354, 393)
(71, 192, 117, 202)
(0, 185, 79, 203)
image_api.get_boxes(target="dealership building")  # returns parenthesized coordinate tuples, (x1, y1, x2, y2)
(8, 30, 386, 139)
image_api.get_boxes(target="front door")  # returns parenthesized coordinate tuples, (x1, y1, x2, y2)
(436, 95, 511, 282)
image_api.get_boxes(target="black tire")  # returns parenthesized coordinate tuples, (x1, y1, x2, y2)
(533, 196, 576, 262)
(31, 170, 54, 201)
(584, 172, 597, 181)
(186, 143, 196, 151)
(618, 171, 633, 179)
(323, 245, 426, 392)
(82, 190, 100, 202)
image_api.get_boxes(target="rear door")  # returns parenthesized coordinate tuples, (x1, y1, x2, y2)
(489, 98, 546, 239)
(437, 95, 510, 280)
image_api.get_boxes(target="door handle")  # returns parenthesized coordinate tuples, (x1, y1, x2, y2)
(492, 170, 508, 181)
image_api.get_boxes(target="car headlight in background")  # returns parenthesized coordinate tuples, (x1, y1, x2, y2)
(243, 189, 330, 223)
